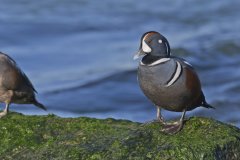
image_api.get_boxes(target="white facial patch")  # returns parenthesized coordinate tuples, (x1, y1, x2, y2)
(142, 39, 152, 53)
(142, 35, 152, 53)
(158, 39, 162, 43)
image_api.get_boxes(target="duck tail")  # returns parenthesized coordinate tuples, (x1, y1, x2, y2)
(34, 100, 47, 111)
(200, 91, 215, 109)
(202, 101, 215, 109)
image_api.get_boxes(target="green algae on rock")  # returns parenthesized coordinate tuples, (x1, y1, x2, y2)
(0, 112, 239, 160)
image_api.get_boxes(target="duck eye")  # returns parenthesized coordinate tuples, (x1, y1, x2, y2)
(158, 39, 162, 43)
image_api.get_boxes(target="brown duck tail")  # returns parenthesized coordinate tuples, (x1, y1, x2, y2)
(34, 101, 47, 111)
(202, 101, 215, 109)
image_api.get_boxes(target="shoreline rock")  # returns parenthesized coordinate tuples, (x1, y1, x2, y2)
(0, 112, 239, 159)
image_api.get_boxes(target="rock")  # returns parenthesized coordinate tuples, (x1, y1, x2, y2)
(0, 112, 239, 159)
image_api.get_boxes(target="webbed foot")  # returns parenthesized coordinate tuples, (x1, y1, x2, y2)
(160, 109, 186, 134)
(161, 120, 184, 134)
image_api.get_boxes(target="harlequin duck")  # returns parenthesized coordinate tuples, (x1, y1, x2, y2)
(134, 31, 213, 134)
(0, 52, 46, 118)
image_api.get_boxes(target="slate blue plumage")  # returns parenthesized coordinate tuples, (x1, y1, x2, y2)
(134, 31, 213, 134)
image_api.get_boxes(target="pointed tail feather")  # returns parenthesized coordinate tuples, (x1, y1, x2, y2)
(34, 101, 47, 111)
(202, 102, 215, 109)
(200, 91, 215, 109)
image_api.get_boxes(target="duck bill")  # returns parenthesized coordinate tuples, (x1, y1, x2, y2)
(133, 49, 146, 60)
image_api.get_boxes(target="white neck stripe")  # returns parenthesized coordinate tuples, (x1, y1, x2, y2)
(165, 42, 168, 54)
(148, 58, 170, 66)
(140, 58, 170, 66)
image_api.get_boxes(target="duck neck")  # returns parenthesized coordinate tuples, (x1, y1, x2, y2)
(142, 54, 169, 65)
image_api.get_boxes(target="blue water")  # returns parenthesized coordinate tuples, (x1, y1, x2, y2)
(0, 0, 240, 127)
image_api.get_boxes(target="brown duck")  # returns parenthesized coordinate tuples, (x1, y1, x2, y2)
(0, 52, 46, 118)
(134, 31, 214, 134)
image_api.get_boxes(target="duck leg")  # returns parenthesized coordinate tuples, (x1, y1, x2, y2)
(0, 103, 10, 118)
(141, 106, 166, 126)
(156, 106, 165, 124)
(161, 109, 186, 134)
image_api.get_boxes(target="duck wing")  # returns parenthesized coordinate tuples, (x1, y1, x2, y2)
(0, 52, 37, 93)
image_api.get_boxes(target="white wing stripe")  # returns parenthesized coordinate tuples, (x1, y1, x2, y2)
(166, 61, 182, 87)
(183, 60, 193, 67)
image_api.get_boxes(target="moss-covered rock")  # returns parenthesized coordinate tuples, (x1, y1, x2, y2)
(0, 112, 239, 160)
